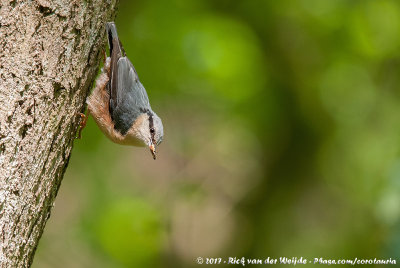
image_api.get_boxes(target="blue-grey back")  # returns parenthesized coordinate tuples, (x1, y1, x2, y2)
(111, 57, 152, 135)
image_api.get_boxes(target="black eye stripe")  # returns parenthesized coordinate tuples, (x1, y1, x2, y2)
(141, 108, 156, 144)
(149, 117, 156, 144)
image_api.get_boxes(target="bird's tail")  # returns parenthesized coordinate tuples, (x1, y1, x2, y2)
(106, 22, 125, 57)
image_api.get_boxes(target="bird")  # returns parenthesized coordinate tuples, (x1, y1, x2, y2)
(82, 22, 163, 160)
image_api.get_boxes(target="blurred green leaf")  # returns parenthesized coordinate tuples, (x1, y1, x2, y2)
(94, 199, 164, 267)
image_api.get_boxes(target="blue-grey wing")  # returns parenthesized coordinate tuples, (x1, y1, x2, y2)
(112, 57, 151, 135)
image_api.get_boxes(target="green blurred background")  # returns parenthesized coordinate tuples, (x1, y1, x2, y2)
(33, 0, 400, 267)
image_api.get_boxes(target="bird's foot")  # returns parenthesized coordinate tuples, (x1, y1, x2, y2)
(76, 112, 88, 139)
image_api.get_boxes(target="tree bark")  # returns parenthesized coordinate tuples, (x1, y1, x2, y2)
(0, 0, 118, 266)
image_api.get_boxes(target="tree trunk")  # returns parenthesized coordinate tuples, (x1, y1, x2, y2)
(0, 0, 118, 266)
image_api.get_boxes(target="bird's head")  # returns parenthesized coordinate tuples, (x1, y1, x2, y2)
(126, 110, 163, 160)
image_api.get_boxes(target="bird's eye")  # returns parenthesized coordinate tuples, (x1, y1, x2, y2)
(150, 128, 155, 134)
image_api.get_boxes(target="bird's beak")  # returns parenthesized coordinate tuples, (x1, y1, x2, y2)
(149, 144, 156, 160)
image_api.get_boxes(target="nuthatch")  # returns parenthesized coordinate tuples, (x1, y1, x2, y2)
(83, 22, 163, 159)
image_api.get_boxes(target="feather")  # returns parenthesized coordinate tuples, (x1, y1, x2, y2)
(105, 22, 152, 135)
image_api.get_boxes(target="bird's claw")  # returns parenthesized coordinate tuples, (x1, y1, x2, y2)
(76, 112, 87, 139)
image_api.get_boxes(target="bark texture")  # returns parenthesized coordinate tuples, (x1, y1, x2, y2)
(0, 0, 118, 266)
